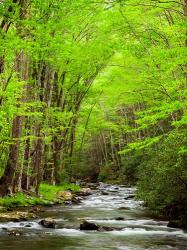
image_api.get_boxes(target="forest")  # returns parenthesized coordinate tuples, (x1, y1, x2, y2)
(0, 0, 187, 232)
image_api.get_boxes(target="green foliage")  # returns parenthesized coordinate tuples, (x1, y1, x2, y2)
(0, 183, 80, 208)
(40, 183, 80, 200)
(137, 132, 187, 210)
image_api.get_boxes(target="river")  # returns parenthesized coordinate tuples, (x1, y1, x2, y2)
(0, 183, 186, 250)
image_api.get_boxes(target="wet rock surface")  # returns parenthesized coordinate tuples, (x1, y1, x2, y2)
(75, 188, 92, 196)
(80, 220, 123, 232)
(80, 220, 99, 230)
(39, 218, 57, 229)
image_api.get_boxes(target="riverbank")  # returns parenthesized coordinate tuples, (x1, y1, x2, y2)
(0, 183, 82, 218)
(0, 183, 80, 210)
(0, 183, 98, 223)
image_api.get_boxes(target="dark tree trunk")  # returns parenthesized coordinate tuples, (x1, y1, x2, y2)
(34, 137, 43, 194)
(53, 140, 62, 184)
(0, 116, 22, 196)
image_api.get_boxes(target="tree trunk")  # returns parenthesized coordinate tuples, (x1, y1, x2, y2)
(0, 116, 22, 196)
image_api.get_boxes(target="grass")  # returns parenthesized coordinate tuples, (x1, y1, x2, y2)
(0, 183, 80, 209)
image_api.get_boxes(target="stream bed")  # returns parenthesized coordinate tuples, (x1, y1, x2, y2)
(0, 183, 186, 250)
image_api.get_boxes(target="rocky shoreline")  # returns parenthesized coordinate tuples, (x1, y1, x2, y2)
(0, 185, 97, 224)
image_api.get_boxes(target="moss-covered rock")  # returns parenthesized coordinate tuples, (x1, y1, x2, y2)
(0, 211, 37, 222)
(56, 191, 73, 201)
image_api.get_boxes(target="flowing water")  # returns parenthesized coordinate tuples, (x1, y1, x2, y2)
(0, 183, 186, 250)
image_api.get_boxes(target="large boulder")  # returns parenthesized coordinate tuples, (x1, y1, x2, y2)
(39, 218, 57, 229)
(80, 220, 99, 230)
(80, 220, 123, 232)
(57, 191, 73, 201)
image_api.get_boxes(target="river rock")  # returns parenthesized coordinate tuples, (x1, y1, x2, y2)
(98, 226, 116, 232)
(115, 217, 125, 221)
(124, 194, 135, 200)
(101, 191, 109, 195)
(24, 223, 33, 228)
(76, 188, 92, 196)
(64, 200, 72, 205)
(57, 191, 73, 201)
(118, 207, 130, 210)
(3, 228, 23, 236)
(80, 182, 98, 188)
(86, 183, 99, 189)
(39, 218, 57, 229)
(109, 190, 118, 193)
(0, 211, 37, 222)
(80, 220, 99, 230)
(72, 196, 83, 204)
(30, 207, 45, 213)
(80, 220, 123, 232)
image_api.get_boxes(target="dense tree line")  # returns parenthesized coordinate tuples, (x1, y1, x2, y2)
(73, 0, 187, 225)
(0, 0, 116, 195)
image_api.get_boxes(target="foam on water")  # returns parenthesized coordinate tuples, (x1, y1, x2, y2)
(109, 228, 186, 236)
